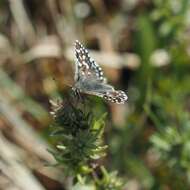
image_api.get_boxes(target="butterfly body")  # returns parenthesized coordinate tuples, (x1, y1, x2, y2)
(73, 40, 128, 104)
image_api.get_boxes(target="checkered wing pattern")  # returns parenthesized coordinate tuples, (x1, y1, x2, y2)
(102, 90, 128, 104)
(74, 40, 106, 82)
(73, 40, 128, 104)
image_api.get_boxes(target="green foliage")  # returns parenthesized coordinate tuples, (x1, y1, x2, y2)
(48, 96, 123, 189)
(151, 0, 189, 40)
(72, 167, 123, 190)
(106, 1, 190, 188)
(49, 99, 107, 175)
(95, 167, 123, 190)
(151, 112, 190, 173)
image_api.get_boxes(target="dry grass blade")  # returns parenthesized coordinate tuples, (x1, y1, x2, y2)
(0, 69, 49, 123)
(0, 93, 53, 163)
(9, 0, 37, 46)
(0, 133, 46, 190)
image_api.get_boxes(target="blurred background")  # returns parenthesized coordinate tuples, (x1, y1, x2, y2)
(0, 0, 190, 189)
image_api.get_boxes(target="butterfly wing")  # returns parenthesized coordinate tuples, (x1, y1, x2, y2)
(87, 88, 128, 104)
(81, 79, 128, 104)
(74, 40, 106, 83)
(73, 40, 128, 104)
(102, 90, 128, 104)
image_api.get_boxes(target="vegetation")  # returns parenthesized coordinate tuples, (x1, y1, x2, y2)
(0, 0, 190, 189)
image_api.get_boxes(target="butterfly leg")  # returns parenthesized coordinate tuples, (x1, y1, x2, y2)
(72, 88, 86, 104)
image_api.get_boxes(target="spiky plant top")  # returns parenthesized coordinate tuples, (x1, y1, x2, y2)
(48, 93, 124, 189)
(49, 98, 107, 175)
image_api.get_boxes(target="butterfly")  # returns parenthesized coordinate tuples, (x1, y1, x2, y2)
(72, 40, 128, 104)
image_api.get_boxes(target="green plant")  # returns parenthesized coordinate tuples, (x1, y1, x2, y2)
(48, 93, 123, 189)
